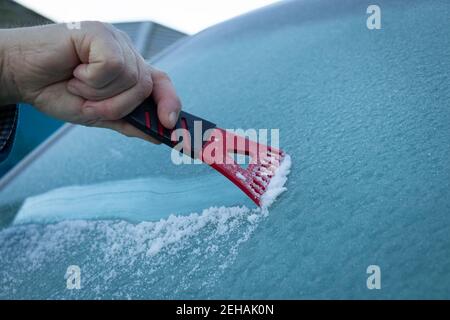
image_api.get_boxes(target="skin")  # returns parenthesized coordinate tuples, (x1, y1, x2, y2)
(0, 21, 182, 143)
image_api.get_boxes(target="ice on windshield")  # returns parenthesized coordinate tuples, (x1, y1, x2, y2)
(14, 175, 250, 224)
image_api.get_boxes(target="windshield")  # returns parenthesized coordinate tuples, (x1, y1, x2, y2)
(1, 0, 450, 299)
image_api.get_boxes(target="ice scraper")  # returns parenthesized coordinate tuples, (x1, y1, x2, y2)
(125, 97, 286, 207)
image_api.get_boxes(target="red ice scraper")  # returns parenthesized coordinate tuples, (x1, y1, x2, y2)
(125, 97, 285, 206)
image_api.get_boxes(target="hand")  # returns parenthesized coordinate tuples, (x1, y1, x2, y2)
(0, 22, 181, 143)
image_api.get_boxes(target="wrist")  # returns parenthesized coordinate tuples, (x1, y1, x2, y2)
(0, 29, 20, 105)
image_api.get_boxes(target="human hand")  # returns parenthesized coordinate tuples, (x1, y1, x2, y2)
(0, 22, 181, 143)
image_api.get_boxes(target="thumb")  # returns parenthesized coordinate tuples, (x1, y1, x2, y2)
(151, 69, 182, 129)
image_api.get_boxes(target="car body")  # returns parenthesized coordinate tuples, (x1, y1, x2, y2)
(0, 0, 449, 299)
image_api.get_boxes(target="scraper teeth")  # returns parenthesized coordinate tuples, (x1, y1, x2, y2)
(269, 150, 284, 161)
(261, 161, 280, 169)
(263, 159, 276, 166)
(200, 128, 286, 207)
(254, 175, 268, 185)
(258, 166, 274, 177)
(269, 157, 280, 165)
(267, 151, 280, 158)
(262, 155, 279, 165)
(248, 184, 260, 195)
(259, 171, 273, 177)
(250, 182, 264, 195)
(252, 177, 265, 189)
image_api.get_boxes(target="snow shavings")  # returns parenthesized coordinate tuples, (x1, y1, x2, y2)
(260, 154, 292, 208)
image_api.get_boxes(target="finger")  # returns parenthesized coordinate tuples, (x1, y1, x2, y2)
(67, 77, 134, 101)
(94, 119, 161, 144)
(70, 27, 142, 99)
(32, 81, 88, 123)
(81, 69, 153, 121)
(72, 33, 126, 88)
(151, 69, 182, 129)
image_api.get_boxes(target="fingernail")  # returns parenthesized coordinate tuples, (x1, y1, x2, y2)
(169, 111, 178, 127)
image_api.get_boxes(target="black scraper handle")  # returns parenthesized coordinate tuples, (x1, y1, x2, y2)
(124, 96, 216, 158)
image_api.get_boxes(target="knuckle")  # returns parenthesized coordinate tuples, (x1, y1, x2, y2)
(119, 30, 133, 43)
(127, 70, 139, 85)
(143, 72, 154, 90)
(135, 86, 150, 102)
(104, 56, 125, 74)
(80, 112, 101, 127)
(153, 70, 170, 82)
(103, 22, 115, 30)
(139, 77, 153, 100)
(99, 102, 122, 120)
(85, 21, 106, 31)
(89, 91, 104, 101)
(108, 108, 123, 121)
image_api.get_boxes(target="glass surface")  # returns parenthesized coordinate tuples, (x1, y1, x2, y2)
(1, 0, 449, 298)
